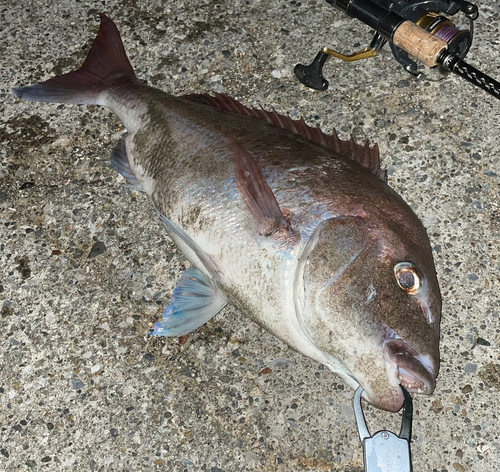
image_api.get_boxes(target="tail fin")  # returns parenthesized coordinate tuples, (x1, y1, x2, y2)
(12, 14, 136, 105)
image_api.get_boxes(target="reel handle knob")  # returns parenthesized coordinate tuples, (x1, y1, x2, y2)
(294, 51, 330, 91)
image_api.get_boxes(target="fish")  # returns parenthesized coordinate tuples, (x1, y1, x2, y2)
(12, 14, 441, 412)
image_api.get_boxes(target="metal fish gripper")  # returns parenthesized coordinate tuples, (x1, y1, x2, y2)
(354, 386, 413, 472)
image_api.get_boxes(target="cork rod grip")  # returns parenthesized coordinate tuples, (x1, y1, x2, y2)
(392, 21, 448, 67)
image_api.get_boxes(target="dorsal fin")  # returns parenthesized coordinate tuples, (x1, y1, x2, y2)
(181, 92, 386, 182)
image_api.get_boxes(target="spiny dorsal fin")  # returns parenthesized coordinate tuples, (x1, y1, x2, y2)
(181, 92, 386, 182)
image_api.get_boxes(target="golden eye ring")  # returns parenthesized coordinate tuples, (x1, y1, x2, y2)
(394, 262, 421, 294)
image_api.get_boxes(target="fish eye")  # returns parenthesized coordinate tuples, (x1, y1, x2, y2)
(394, 262, 421, 294)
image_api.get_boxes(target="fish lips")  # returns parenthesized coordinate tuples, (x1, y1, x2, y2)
(357, 333, 436, 412)
(383, 331, 437, 398)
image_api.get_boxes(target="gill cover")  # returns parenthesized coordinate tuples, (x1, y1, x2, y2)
(299, 216, 376, 370)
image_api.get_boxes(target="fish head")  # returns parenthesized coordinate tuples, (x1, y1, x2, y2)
(297, 215, 441, 412)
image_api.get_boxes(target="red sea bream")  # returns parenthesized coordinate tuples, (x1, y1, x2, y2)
(12, 15, 441, 412)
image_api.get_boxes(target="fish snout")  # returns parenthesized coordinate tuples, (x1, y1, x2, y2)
(383, 330, 437, 396)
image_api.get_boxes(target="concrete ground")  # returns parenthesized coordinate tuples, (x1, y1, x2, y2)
(1, 0, 499, 470)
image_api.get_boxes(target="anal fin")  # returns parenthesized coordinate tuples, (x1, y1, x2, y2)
(151, 268, 226, 337)
(110, 138, 144, 191)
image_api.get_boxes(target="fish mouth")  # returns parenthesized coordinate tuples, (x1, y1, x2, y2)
(383, 329, 436, 395)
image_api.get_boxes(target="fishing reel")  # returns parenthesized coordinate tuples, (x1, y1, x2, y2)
(294, 0, 500, 100)
(384, 0, 477, 76)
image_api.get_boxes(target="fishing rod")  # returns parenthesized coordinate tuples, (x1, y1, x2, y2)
(294, 0, 500, 101)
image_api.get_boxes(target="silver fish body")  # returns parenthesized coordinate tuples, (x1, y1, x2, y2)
(12, 15, 441, 412)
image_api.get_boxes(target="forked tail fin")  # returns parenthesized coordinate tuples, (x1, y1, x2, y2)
(12, 14, 136, 105)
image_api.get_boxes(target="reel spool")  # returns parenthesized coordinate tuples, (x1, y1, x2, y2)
(416, 11, 472, 73)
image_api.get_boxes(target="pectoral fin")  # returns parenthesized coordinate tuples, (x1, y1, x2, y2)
(228, 138, 290, 236)
(110, 138, 144, 192)
(151, 268, 226, 337)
